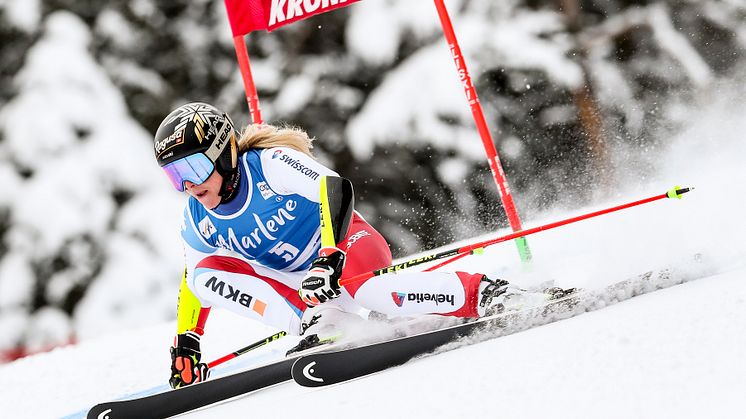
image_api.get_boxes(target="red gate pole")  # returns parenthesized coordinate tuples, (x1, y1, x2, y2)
(433, 0, 532, 263)
(232, 35, 263, 124)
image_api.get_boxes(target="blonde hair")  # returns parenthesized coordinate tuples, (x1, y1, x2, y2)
(237, 123, 315, 157)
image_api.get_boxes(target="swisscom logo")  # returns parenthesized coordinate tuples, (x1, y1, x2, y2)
(272, 149, 283, 159)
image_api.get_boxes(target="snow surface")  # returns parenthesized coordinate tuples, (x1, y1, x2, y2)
(1, 77, 745, 419)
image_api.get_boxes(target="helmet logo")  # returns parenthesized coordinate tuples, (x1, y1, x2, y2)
(154, 128, 185, 157)
(193, 113, 207, 144)
(204, 119, 233, 163)
(164, 103, 221, 144)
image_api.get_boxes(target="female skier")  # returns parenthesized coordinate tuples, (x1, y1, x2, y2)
(155, 102, 557, 388)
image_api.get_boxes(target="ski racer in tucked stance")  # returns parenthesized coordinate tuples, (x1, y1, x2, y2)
(155, 102, 567, 388)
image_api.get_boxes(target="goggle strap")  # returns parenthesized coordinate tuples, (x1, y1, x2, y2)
(204, 118, 232, 163)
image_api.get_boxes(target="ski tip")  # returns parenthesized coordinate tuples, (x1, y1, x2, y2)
(666, 185, 693, 199)
(87, 404, 111, 419)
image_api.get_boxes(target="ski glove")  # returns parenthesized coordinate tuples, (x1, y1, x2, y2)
(169, 331, 210, 389)
(300, 247, 346, 307)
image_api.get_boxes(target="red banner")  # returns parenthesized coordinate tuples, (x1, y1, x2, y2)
(224, 0, 361, 36)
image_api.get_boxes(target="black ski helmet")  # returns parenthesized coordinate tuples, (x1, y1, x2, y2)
(154, 102, 239, 195)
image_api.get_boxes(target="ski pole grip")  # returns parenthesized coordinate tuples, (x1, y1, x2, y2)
(666, 186, 693, 199)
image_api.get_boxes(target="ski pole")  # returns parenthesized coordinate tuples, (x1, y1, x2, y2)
(340, 186, 693, 287)
(207, 331, 287, 369)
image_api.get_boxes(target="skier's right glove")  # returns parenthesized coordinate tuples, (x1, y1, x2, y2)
(300, 247, 346, 307)
(169, 331, 210, 389)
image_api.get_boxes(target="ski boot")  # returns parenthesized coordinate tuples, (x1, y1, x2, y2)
(477, 276, 577, 317)
(286, 306, 365, 356)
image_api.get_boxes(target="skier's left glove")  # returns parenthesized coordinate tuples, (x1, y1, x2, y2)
(300, 247, 346, 307)
(169, 331, 210, 389)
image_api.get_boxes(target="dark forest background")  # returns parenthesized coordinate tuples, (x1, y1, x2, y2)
(0, 0, 744, 357)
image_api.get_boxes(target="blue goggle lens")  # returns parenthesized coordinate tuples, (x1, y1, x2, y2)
(161, 153, 215, 192)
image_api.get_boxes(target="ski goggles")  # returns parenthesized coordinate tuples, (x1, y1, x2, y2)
(161, 153, 215, 192)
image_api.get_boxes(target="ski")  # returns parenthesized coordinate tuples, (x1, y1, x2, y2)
(84, 317, 435, 419)
(86, 357, 295, 419)
(292, 265, 701, 387)
(291, 290, 583, 387)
